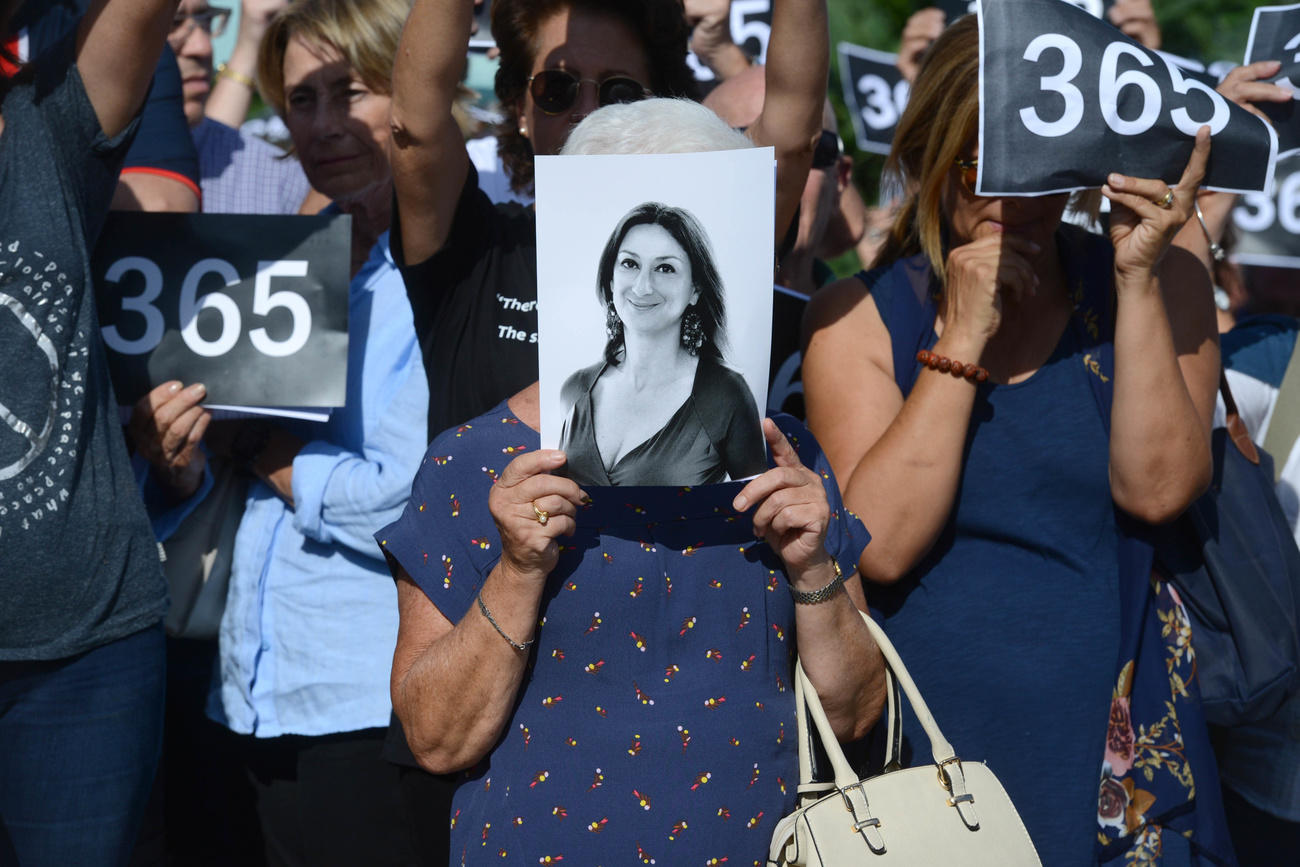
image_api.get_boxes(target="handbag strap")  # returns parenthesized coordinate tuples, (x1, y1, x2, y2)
(793, 610, 959, 776)
(794, 609, 981, 826)
(1221, 369, 1262, 466)
(1262, 335, 1300, 481)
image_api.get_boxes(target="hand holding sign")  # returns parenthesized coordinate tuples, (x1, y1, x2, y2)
(128, 381, 211, 499)
(978, 0, 1277, 195)
(1245, 4, 1300, 158)
(1104, 126, 1210, 282)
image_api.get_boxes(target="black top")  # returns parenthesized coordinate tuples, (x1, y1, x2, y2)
(0, 38, 167, 659)
(558, 356, 766, 486)
(392, 163, 539, 442)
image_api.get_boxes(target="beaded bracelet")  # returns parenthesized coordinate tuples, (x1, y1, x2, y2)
(917, 349, 989, 383)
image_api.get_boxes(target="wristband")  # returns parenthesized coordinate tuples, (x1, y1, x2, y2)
(216, 62, 255, 89)
(789, 559, 845, 605)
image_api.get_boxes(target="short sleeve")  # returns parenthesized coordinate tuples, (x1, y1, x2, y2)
(773, 413, 871, 577)
(376, 409, 530, 624)
(29, 35, 140, 232)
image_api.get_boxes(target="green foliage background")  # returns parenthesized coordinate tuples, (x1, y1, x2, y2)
(827, 0, 1262, 206)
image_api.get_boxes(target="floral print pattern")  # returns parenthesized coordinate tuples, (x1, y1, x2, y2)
(1097, 574, 1202, 862)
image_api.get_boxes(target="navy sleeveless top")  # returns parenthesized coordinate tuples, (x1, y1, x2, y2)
(866, 246, 1121, 862)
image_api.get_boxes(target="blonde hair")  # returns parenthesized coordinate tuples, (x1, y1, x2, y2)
(875, 15, 1100, 283)
(257, 0, 412, 115)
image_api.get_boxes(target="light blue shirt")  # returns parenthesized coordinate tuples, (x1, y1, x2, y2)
(208, 231, 429, 737)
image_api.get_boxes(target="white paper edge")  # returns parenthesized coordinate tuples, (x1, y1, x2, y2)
(836, 42, 901, 156)
(205, 405, 333, 422)
(975, 0, 1280, 198)
(1230, 252, 1300, 269)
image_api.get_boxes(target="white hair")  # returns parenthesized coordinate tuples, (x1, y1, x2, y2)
(561, 98, 753, 156)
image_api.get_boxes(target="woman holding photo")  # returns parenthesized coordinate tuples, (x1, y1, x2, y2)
(558, 196, 765, 486)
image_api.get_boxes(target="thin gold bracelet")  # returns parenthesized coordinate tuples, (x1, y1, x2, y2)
(477, 594, 534, 651)
(216, 62, 255, 89)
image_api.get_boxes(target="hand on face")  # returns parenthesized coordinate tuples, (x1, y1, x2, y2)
(490, 450, 589, 584)
(941, 233, 1042, 350)
(732, 419, 834, 583)
(1103, 126, 1210, 282)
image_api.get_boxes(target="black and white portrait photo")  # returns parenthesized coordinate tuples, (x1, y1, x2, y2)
(536, 148, 775, 486)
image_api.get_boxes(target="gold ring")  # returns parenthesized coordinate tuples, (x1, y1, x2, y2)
(1154, 188, 1175, 209)
(532, 502, 549, 525)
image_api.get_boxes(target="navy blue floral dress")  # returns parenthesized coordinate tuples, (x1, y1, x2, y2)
(377, 403, 869, 866)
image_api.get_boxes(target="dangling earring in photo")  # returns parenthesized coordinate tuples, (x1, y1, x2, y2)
(606, 304, 624, 343)
(680, 306, 705, 355)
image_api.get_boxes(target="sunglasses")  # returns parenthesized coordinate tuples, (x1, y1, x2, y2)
(954, 156, 979, 194)
(812, 129, 843, 170)
(527, 69, 651, 115)
(168, 6, 231, 44)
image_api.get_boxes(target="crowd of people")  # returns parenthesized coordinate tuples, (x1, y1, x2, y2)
(0, 0, 1297, 865)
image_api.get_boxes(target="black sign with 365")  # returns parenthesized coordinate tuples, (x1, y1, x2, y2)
(93, 213, 351, 407)
(978, 0, 1277, 195)
(838, 43, 910, 156)
(1245, 2, 1300, 159)
(1234, 152, 1300, 269)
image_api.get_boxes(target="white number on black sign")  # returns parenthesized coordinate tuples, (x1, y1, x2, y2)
(1019, 34, 1229, 139)
(101, 257, 313, 359)
(857, 73, 909, 131)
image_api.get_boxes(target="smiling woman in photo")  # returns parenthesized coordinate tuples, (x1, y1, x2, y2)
(558, 201, 765, 486)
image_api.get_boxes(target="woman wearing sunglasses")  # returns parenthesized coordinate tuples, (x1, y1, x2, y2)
(801, 16, 1232, 864)
(388, 0, 829, 443)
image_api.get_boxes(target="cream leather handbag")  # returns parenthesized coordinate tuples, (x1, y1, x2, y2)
(767, 611, 1041, 866)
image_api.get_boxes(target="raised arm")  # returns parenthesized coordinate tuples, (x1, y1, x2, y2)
(742, 0, 827, 247)
(1103, 128, 1218, 522)
(205, 0, 288, 128)
(76, 0, 180, 138)
(388, 0, 474, 265)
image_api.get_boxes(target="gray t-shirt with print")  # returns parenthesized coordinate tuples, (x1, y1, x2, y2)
(0, 40, 167, 660)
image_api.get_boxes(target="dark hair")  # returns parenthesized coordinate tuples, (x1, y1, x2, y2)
(491, 0, 697, 195)
(596, 202, 726, 366)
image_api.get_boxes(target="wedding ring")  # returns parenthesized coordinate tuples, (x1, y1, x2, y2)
(1154, 188, 1175, 209)
(532, 502, 549, 525)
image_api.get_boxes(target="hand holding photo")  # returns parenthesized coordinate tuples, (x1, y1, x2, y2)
(536, 148, 774, 487)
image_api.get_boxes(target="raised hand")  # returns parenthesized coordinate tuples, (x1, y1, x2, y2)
(1103, 126, 1210, 282)
(1107, 0, 1161, 51)
(897, 8, 944, 84)
(1217, 60, 1293, 120)
(489, 450, 589, 583)
(733, 419, 834, 582)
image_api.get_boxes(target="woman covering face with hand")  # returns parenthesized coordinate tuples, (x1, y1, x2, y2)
(558, 201, 765, 486)
(802, 14, 1232, 864)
